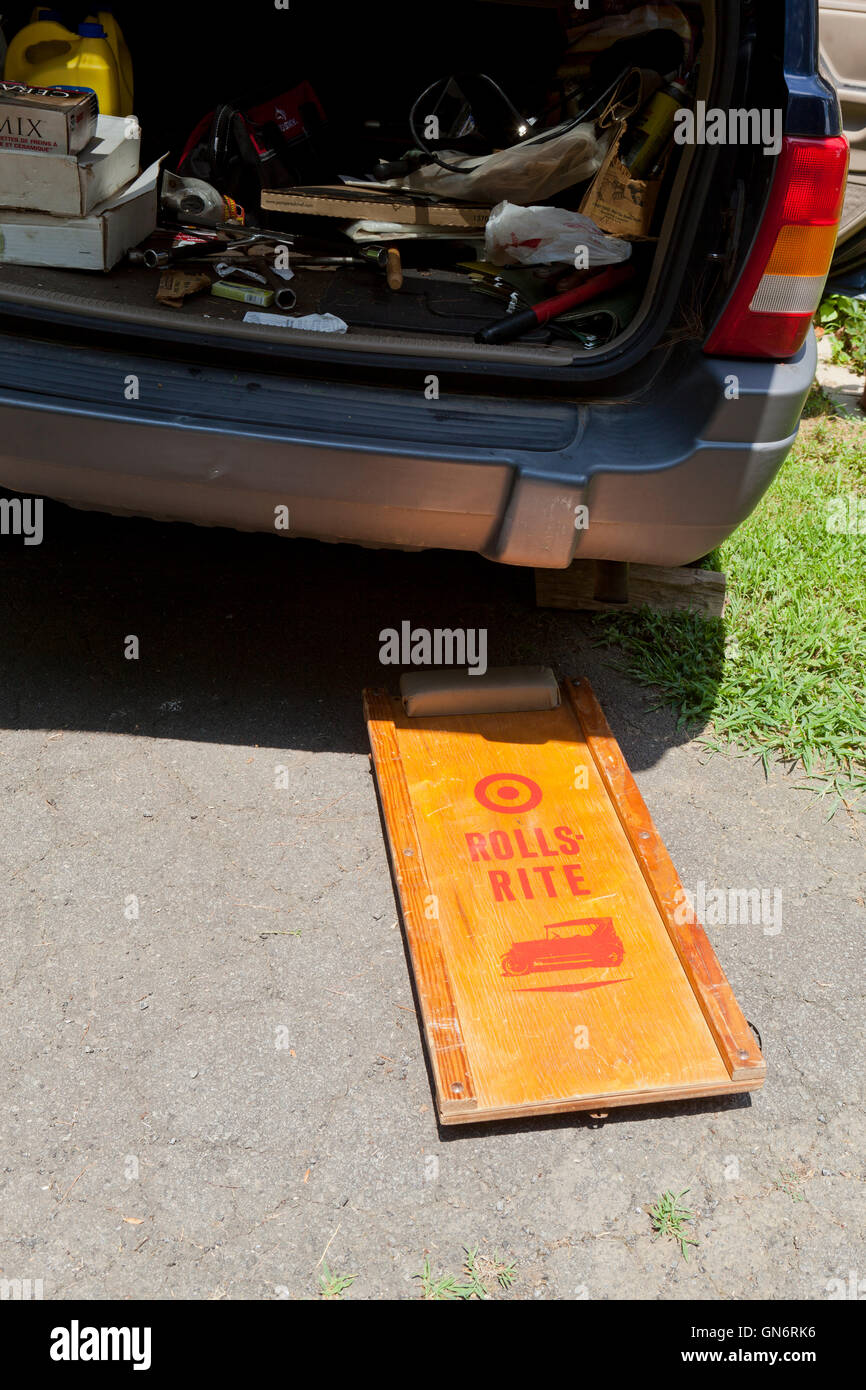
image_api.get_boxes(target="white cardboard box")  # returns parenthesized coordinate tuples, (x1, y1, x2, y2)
(0, 159, 160, 270)
(0, 115, 142, 216)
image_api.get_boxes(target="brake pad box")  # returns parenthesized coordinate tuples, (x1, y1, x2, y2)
(0, 81, 98, 156)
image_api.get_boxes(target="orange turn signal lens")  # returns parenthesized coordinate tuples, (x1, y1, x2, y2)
(763, 223, 839, 279)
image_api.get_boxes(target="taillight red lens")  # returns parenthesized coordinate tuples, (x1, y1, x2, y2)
(704, 135, 849, 360)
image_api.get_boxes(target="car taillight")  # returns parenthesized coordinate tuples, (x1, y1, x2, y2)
(704, 135, 849, 360)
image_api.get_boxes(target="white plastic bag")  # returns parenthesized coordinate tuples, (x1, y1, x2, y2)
(484, 201, 633, 268)
(395, 122, 607, 206)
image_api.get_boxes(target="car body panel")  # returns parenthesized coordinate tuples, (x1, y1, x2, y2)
(0, 332, 815, 568)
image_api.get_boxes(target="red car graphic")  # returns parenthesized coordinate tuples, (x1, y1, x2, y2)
(501, 918, 624, 976)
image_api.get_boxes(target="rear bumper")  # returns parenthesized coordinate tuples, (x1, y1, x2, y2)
(0, 331, 815, 569)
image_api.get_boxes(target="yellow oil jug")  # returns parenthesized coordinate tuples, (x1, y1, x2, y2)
(4, 11, 132, 117)
(4, 10, 74, 84)
(90, 11, 134, 112)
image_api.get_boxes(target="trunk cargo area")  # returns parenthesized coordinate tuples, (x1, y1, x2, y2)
(0, 1, 722, 373)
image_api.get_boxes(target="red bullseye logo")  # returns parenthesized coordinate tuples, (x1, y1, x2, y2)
(474, 774, 543, 815)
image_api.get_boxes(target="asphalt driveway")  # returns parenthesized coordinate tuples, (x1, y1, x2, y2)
(0, 498, 863, 1300)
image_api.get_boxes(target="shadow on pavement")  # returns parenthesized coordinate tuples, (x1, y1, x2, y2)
(0, 494, 725, 771)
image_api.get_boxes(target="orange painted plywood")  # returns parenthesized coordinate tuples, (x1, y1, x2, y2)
(365, 679, 764, 1124)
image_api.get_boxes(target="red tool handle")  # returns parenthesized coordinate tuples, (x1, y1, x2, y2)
(475, 263, 636, 345)
(533, 263, 635, 323)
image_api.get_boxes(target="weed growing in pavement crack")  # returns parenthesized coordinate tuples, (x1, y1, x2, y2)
(318, 1263, 358, 1299)
(648, 1190, 699, 1261)
(414, 1246, 517, 1300)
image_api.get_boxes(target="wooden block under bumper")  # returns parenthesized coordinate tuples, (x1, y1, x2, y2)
(536, 562, 727, 618)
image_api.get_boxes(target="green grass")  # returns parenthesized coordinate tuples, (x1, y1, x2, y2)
(593, 392, 866, 815)
(318, 1263, 358, 1300)
(648, 1189, 699, 1261)
(414, 1246, 517, 1300)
